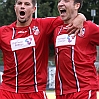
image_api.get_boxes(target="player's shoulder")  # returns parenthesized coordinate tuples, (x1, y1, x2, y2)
(84, 20, 99, 28)
(0, 23, 14, 33)
(0, 25, 7, 31)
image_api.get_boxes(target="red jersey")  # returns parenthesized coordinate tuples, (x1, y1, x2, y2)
(0, 17, 63, 93)
(54, 21, 99, 95)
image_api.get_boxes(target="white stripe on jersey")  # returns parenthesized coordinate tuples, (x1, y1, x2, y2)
(72, 46, 80, 92)
(29, 27, 38, 92)
(33, 47, 38, 92)
(43, 91, 47, 99)
(12, 27, 18, 93)
(14, 52, 18, 93)
(88, 90, 92, 99)
(56, 48, 63, 95)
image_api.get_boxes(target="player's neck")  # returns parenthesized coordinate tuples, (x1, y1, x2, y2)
(16, 18, 32, 27)
(64, 13, 78, 24)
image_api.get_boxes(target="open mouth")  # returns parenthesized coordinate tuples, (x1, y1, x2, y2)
(20, 11, 25, 16)
(60, 9, 66, 14)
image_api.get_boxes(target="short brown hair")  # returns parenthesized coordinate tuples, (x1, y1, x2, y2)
(15, 0, 37, 6)
(74, 0, 83, 11)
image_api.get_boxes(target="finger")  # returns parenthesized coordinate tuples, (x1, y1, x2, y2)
(69, 33, 76, 39)
(78, 28, 84, 37)
(67, 26, 75, 33)
(72, 34, 76, 39)
(74, 29, 80, 36)
(79, 28, 83, 35)
(66, 23, 73, 27)
(68, 28, 77, 35)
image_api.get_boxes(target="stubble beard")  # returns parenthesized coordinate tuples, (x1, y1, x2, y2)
(18, 19, 27, 23)
(18, 15, 31, 23)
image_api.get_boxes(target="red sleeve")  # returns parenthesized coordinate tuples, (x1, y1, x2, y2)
(87, 21, 99, 45)
(0, 26, 7, 49)
(40, 16, 63, 35)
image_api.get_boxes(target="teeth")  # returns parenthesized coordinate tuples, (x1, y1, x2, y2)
(60, 9, 66, 14)
(60, 8, 65, 10)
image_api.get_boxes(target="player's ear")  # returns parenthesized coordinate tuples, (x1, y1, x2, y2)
(14, 5, 16, 12)
(32, 6, 36, 14)
(75, 3, 80, 10)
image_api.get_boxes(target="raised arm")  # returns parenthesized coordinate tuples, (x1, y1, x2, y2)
(67, 13, 86, 36)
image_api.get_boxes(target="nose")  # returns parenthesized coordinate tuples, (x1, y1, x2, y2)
(21, 3, 25, 9)
(58, 1, 64, 7)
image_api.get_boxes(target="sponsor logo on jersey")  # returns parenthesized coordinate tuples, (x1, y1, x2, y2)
(11, 35, 35, 51)
(32, 26, 40, 35)
(25, 37, 32, 45)
(18, 31, 27, 33)
(78, 28, 85, 37)
(67, 35, 72, 43)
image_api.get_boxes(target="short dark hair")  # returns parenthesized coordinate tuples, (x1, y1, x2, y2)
(74, 0, 83, 11)
(15, 0, 37, 6)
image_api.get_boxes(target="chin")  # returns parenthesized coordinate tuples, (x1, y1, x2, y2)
(60, 17, 65, 21)
(18, 19, 26, 23)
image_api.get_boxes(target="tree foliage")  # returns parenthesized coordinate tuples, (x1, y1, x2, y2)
(0, 0, 16, 26)
(0, 0, 99, 26)
(80, 0, 99, 24)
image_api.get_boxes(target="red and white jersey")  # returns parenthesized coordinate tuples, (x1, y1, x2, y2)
(54, 21, 99, 95)
(0, 17, 63, 93)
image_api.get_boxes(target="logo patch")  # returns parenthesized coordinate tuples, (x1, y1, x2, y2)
(25, 38, 32, 45)
(32, 26, 40, 35)
(78, 28, 85, 37)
